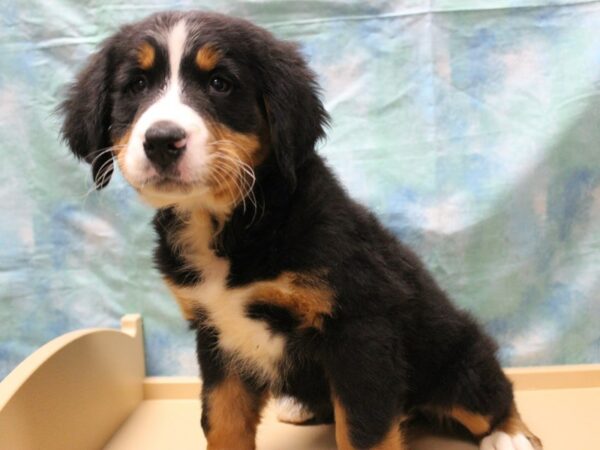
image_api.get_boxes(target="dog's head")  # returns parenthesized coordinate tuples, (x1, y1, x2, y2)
(61, 11, 328, 212)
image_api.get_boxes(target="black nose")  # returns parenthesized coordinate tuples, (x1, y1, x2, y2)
(143, 121, 187, 170)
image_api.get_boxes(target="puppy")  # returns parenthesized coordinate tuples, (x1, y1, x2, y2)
(61, 11, 542, 450)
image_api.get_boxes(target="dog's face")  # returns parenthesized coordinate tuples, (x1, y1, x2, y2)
(62, 12, 328, 212)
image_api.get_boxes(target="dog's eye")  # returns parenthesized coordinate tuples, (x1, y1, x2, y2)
(127, 75, 148, 94)
(209, 75, 231, 94)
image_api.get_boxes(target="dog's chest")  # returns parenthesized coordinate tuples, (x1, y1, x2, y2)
(170, 214, 286, 381)
(196, 258, 286, 379)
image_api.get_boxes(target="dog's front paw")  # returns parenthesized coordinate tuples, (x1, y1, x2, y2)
(275, 396, 315, 424)
(480, 432, 541, 450)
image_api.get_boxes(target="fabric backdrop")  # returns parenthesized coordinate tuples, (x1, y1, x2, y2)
(1, 0, 599, 379)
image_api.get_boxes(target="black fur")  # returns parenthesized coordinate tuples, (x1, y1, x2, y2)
(245, 302, 299, 334)
(153, 208, 203, 286)
(61, 11, 539, 449)
(60, 39, 116, 188)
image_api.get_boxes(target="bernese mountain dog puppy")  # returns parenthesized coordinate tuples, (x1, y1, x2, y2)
(61, 11, 543, 450)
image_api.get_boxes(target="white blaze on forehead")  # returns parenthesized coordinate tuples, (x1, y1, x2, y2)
(167, 20, 187, 88)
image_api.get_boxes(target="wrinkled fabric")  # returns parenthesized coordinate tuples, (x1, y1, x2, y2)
(1, 0, 599, 378)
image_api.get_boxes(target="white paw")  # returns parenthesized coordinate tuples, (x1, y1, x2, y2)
(275, 396, 315, 424)
(480, 432, 534, 450)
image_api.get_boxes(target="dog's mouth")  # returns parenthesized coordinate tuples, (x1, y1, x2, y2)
(137, 169, 203, 194)
(152, 176, 195, 192)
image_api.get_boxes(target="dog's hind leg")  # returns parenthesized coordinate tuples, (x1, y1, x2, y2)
(478, 403, 542, 450)
(324, 318, 407, 450)
(420, 335, 543, 450)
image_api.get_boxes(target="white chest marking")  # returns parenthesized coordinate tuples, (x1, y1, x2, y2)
(177, 215, 286, 381)
(196, 257, 286, 380)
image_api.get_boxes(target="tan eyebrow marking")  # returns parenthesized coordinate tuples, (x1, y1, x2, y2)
(196, 44, 221, 71)
(137, 42, 155, 70)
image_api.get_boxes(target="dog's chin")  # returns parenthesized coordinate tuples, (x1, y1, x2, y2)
(133, 175, 211, 210)
(134, 177, 236, 216)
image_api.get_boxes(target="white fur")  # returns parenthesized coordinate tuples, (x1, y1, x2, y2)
(174, 214, 286, 382)
(167, 20, 187, 81)
(122, 20, 212, 192)
(480, 432, 534, 450)
(275, 396, 315, 424)
(192, 257, 285, 381)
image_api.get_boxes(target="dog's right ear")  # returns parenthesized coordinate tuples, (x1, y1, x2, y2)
(60, 40, 115, 189)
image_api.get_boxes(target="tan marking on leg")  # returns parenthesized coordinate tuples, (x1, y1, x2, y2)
(333, 397, 405, 450)
(137, 42, 156, 70)
(196, 44, 222, 71)
(250, 272, 334, 330)
(373, 422, 404, 450)
(449, 407, 491, 437)
(333, 397, 354, 450)
(204, 375, 267, 450)
(496, 403, 543, 449)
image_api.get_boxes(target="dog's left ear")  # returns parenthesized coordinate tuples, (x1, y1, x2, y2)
(260, 41, 329, 191)
(60, 40, 115, 189)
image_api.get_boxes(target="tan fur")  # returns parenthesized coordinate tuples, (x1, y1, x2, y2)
(449, 407, 491, 437)
(112, 128, 132, 182)
(333, 397, 354, 450)
(196, 44, 221, 71)
(250, 272, 334, 329)
(333, 397, 405, 450)
(371, 423, 405, 450)
(204, 375, 267, 450)
(112, 128, 132, 149)
(203, 122, 266, 210)
(208, 123, 266, 167)
(173, 208, 219, 266)
(137, 42, 155, 70)
(164, 278, 198, 321)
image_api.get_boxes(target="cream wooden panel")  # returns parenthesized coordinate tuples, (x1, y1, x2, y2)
(0, 315, 144, 450)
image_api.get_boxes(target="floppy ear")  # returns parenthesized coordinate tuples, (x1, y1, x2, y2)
(261, 41, 329, 190)
(60, 41, 115, 189)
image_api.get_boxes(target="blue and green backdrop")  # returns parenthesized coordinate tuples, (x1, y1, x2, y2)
(1, 0, 599, 379)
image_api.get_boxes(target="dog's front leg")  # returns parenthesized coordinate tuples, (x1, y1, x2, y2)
(196, 325, 267, 450)
(201, 373, 267, 450)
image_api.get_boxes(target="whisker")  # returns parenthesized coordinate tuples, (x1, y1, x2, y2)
(201, 139, 264, 224)
(211, 159, 249, 197)
(209, 149, 258, 213)
(212, 163, 255, 216)
(88, 147, 115, 168)
(94, 157, 115, 188)
(210, 161, 251, 212)
(209, 139, 255, 160)
(211, 152, 256, 188)
(209, 163, 240, 209)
